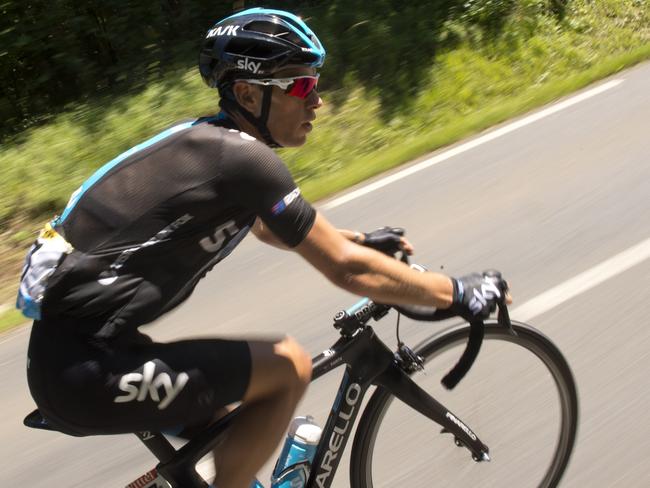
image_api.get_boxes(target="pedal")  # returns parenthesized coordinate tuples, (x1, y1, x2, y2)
(125, 468, 171, 488)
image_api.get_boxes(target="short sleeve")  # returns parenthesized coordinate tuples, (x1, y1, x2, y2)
(219, 132, 316, 247)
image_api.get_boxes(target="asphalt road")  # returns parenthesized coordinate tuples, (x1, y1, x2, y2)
(1, 61, 649, 487)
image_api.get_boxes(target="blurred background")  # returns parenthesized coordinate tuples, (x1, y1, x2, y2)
(1, 0, 649, 486)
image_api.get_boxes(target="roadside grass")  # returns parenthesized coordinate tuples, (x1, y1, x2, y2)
(1, 0, 649, 334)
(0, 309, 27, 334)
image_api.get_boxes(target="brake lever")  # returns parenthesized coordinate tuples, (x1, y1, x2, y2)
(484, 270, 517, 337)
(497, 302, 517, 336)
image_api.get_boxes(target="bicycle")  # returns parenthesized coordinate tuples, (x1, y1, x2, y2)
(24, 267, 578, 488)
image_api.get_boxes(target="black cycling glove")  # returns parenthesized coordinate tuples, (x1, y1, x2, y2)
(450, 272, 504, 321)
(362, 227, 405, 255)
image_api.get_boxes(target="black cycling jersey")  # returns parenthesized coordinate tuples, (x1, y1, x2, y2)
(20, 115, 316, 338)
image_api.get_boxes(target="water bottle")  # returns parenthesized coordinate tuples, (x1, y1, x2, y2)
(271, 416, 322, 488)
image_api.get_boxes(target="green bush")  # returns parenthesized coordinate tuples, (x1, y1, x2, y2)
(1, 0, 570, 139)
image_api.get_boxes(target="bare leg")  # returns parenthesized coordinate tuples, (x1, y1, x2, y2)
(212, 336, 312, 488)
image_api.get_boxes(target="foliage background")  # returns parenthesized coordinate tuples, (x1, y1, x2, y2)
(0, 0, 569, 138)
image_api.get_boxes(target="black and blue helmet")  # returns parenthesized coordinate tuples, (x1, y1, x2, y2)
(198, 8, 326, 148)
(199, 7, 326, 89)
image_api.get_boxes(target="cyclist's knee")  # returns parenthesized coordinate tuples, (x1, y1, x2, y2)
(244, 336, 312, 401)
(275, 335, 312, 386)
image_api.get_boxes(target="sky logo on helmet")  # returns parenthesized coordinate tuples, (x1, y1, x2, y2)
(236, 57, 262, 74)
(206, 25, 240, 38)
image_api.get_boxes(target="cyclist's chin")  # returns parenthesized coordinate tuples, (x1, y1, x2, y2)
(276, 130, 309, 147)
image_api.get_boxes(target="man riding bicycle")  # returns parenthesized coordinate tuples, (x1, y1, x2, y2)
(19, 8, 509, 488)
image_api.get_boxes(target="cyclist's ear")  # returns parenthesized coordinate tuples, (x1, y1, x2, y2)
(232, 82, 263, 115)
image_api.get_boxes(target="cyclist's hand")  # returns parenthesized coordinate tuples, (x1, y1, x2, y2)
(450, 272, 509, 321)
(362, 227, 414, 256)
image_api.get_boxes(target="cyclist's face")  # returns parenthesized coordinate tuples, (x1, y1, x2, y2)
(262, 67, 323, 147)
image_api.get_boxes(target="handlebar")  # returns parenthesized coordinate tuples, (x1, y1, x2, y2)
(335, 251, 513, 390)
(394, 264, 513, 389)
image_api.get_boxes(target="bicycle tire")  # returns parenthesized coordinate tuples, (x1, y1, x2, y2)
(350, 320, 578, 488)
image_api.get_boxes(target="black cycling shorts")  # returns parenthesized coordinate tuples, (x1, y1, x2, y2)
(26, 320, 252, 437)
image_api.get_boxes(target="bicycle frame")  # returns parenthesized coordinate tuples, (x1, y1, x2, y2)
(135, 306, 490, 488)
(307, 324, 489, 488)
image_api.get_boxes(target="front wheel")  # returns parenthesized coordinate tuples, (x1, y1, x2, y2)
(350, 320, 578, 488)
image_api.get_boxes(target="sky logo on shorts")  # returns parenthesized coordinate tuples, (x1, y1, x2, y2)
(271, 188, 301, 215)
(114, 361, 189, 410)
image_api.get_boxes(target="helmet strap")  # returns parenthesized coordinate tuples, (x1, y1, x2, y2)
(258, 85, 278, 146)
(219, 86, 281, 148)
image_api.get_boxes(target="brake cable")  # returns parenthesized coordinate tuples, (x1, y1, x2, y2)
(395, 309, 403, 346)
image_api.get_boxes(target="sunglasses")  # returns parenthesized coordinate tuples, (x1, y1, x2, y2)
(235, 74, 320, 99)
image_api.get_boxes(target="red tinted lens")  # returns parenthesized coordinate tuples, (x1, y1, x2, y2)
(286, 77, 318, 98)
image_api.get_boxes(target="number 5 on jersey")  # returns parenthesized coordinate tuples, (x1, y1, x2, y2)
(199, 220, 240, 253)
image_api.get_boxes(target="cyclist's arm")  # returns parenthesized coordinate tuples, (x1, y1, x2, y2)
(251, 218, 382, 250)
(338, 229, 364, 243)
(251, 217, 289, 249)
(339, 227, 415, 255)
(295, 213, 454, 309)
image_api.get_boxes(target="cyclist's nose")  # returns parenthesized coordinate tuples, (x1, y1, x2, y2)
(307, 89, 323, 110)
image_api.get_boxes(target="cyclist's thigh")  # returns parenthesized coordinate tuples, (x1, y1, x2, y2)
(27, 321, 253, 436)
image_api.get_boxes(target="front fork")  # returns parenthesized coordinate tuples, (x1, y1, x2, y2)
(375, 349, 491, 462)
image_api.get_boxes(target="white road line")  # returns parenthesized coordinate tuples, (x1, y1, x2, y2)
(320, 79, 624, 211)
(511, 237, 650, 322)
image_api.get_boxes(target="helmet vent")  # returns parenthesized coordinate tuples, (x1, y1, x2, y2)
(227, 37, 277, 60)
(277, 15, 308, 36)
(245, 20, 303, 46)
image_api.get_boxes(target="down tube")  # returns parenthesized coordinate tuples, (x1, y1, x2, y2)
(307, 367, 369, 488)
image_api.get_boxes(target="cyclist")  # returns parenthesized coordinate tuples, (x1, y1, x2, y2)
(18, 8, 510, 488)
